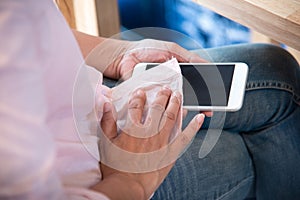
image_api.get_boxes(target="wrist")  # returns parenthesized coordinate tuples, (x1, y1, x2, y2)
(72, 30, 104, 58)
(85, 38, 131, 79)
(91, 173, 146, 200)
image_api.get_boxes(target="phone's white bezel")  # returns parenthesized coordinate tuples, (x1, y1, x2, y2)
(132, 62, 248, 111)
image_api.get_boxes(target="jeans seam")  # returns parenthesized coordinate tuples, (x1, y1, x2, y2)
(245, 80, 300, 106)
(216, 175, 254, 200)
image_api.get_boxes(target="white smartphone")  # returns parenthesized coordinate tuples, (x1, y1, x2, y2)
(132, 62, 249, 111)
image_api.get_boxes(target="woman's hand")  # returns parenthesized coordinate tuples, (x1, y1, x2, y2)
(73, 30, 206, 79)
(105, 39, 207, 80)
(77, 32, 206, 80)
(92, 87, 205, 200)
(114, 39, 207, 80)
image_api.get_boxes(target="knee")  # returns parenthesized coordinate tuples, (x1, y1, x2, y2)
(246, 44, 300, 95)
(248, 43, 299, 73)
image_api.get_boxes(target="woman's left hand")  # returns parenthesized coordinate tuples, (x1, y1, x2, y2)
(83, 36, 206, 80)
(110, 39, 207, 80)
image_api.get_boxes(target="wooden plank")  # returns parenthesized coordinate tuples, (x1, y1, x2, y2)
(73, 0, 99, 36)
(57, 0, 120, 37)
(246, 0, 299, 18)
(193, 0, 300, 51)
(95, 0, 120, 37)
(56, 0, 76, 29)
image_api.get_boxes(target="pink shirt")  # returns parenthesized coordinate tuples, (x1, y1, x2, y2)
(0, 0, 108, 199)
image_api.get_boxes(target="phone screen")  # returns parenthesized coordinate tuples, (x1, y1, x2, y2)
(146, 64, 235, 106)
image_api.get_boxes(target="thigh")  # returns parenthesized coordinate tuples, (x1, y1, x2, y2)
(195, 43, 300, 199)
(195, 43, 300, 133)
(153, 129, 254, 200)
(193, 43, 298, 128)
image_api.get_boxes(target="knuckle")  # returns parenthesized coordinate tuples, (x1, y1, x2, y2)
(170, 91, 181, 105)
(180, 134, 190, 145)
(101, 115, 110, 122)
(189, 120, 200, 132)
(128, 99, 139, 108)
(169, 42, 181, 51)
(128, 101, 142, 110)
(128, 97, 144, 110)
(164, 110, 176, 121)
(101, 114, 115, 123)
(157, 89, 171, 97)
(151, 103, 164, 111)
(171, 95, 180, 104)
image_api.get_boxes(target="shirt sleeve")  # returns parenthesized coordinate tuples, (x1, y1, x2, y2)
(0, 1, 108, 199)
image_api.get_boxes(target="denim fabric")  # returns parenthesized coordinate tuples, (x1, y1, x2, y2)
(152, 44, 300, 200)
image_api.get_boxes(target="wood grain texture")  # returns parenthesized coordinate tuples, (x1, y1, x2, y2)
(193, 0, 300, 50)
(56, 0, 76, 29)
(57, 0, 120, 37)
(95, 0, 120, 37)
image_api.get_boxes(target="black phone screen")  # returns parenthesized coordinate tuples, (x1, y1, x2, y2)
(146, 64, 235, 106)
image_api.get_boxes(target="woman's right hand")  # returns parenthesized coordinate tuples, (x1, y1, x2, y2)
(92, 87, 205, 200)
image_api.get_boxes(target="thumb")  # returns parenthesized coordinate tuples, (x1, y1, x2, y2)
(181, 113, 205, 146)
(100, 102, 117, 140)
(168, 113, 205, 158)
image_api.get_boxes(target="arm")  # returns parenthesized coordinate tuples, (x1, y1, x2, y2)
(72, 30, 107, 58)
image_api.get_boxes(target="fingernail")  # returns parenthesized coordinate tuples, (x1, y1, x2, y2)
(196, 113, 205, 124)
(104, 102, 112, 112)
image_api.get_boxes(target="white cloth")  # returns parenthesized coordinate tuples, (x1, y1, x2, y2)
(112, 58, 183, 140)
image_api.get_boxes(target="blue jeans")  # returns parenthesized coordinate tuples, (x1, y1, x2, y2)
(152, 44, 300, 200)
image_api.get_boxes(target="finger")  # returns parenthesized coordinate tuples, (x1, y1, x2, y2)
(101, 102, 117, 140)
(182, 109, 188, 119)
(163, 42, 207, 63)
(169, 113, 205, 158)
(119, 53, 141, 80)
(130, 48, 171, 63)
(158, 91, 182, 142)
(181, 113, 205, 145)
(202, 111, 213, 117)
(187, 52, 208, 63)
(128, 89, 146, 125)
(144, 86, 172, 128)
(151, 113, 205, 168)
(151, 86, 172, 109)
